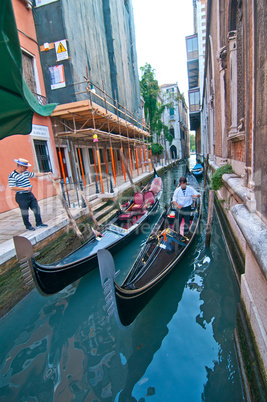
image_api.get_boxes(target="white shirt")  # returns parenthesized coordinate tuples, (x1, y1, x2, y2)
(173, 185, 200, 208)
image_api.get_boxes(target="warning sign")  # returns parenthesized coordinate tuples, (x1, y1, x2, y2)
(55, 40, 68, 61)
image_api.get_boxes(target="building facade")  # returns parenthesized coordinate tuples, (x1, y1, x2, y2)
(202, 0, 267, 374)
(186, 0, 207, 161)
(160, 84, 190, 160)
(1, 0, 150, 214)
(0, 0, 59, 214)
(32, 0, 149, 189)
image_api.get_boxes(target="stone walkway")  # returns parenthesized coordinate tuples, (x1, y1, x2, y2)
(0, 162, 170, 265)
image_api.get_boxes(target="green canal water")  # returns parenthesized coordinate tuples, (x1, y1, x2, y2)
(0, 159, 244, 401)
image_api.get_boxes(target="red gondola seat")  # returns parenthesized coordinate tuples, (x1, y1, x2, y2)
(131, 192, 144, 212)
(118, 212, 134, 221)
(144, 191, 155, 208)
(150, 177, 162, 195)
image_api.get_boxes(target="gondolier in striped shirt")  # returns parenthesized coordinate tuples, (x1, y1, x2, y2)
(173, 176, 201, 235)
(8, 158, 49, 231)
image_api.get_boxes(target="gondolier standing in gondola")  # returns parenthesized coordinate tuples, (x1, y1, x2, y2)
(9, 158, 49, 231)
(172, 176, 201, 235)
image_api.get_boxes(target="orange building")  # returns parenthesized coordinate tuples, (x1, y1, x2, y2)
(0, 0, 59, 213)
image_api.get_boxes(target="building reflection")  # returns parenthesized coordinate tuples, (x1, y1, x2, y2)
(0, 253, 194, 401)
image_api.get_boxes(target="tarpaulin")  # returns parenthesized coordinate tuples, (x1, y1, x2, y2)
(0, 0, 57, 140)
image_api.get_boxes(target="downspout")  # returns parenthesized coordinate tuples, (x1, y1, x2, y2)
(217, 0, 227, 160)
(251, 0, 255, 182)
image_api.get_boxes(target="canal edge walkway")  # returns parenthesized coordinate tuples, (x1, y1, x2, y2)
(0, 161, 176, 266)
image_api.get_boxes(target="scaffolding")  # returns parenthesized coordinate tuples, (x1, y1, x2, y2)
(51, 77, 152, 193)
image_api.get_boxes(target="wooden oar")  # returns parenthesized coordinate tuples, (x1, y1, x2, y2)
(48, 174, 83, 239)
(80, 190, 100, 229)
(119, 149, 137, 193)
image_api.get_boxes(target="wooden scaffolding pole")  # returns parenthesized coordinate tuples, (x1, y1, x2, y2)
(140, 147, 144, 173)
(135, 147, 139, 176)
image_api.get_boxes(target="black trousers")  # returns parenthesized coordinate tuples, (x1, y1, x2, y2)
(15, 192, 42, 229)
(178, 205, 192, 235)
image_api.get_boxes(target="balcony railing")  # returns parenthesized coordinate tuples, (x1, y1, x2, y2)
(32, 92, 49, 106)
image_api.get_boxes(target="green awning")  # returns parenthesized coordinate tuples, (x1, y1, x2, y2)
(0, 0, 57, 141)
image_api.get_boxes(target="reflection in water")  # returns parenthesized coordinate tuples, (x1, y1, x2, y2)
(0, 159, 244, 401)
(117, 262, 194, 402)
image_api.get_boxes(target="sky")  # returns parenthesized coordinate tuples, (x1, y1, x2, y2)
(132, 0, 194, 102)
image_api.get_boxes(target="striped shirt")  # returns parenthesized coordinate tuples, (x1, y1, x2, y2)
(8, 170, 35, 191)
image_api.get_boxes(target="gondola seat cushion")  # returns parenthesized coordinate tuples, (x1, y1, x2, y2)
(131, 192, 144, 211)
(150, 177, 162, 195)
(144, 191, 155, 208)
(118, 212, 134, 220)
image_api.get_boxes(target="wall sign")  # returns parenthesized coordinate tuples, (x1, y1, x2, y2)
(49, 65, 66, 90)
(55, 40, 68, 61)
(30, 125, 50, 138)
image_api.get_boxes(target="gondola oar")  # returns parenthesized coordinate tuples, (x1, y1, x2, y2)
(119, 149, 137, 193)
(48, 174, 83, 239)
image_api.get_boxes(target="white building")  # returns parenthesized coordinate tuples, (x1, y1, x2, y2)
(160, 83, 189, 160)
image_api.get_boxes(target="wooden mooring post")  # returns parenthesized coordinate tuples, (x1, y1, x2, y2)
(204, 153, 209, 190)
(205, 189, 215, 247)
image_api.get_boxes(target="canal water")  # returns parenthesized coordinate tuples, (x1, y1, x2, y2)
(0, 158, 244, 401)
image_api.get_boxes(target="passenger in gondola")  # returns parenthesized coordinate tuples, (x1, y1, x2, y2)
(172, 176, 201, 236)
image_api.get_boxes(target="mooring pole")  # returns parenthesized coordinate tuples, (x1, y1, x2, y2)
(204, 153, 209, 190)
(205, 189, 215, 247)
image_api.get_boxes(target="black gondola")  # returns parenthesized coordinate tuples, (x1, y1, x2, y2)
(13, 170, 163, 296)
(97, 176, 201, 327)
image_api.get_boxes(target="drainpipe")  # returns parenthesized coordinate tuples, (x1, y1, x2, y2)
(251, 0, 255, 182)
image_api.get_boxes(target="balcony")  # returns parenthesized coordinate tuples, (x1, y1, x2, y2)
(188, 89, 200, 130)
(186, 34, 199, 90)
(32, 92, 49, 106)
(186, 34, 199, 61)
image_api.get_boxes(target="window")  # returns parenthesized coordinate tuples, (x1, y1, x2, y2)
(189, 90, 200, 112)
(89, 148, 95, 164)
(169, 107, 174, 116)
(22, 52, 37, 94)
(170, 127, 175, 137)
(99, 149, 104, 164)
(77, 148, 85, 177)
(186, 35, 198, 59)
(34, 140, 52, 172)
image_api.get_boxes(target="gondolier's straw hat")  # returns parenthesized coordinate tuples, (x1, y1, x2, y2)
(14, 158, 32, 167)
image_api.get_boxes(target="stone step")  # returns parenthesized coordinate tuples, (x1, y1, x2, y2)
(91, 200, 108, 212)
(94, 204, 117, 221)
(98, 208, 119, 225)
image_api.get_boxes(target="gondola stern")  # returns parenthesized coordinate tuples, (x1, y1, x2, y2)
(97, 249, 125, 330)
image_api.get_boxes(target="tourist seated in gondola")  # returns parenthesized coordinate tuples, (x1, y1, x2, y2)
(172, 176, 201, 236)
